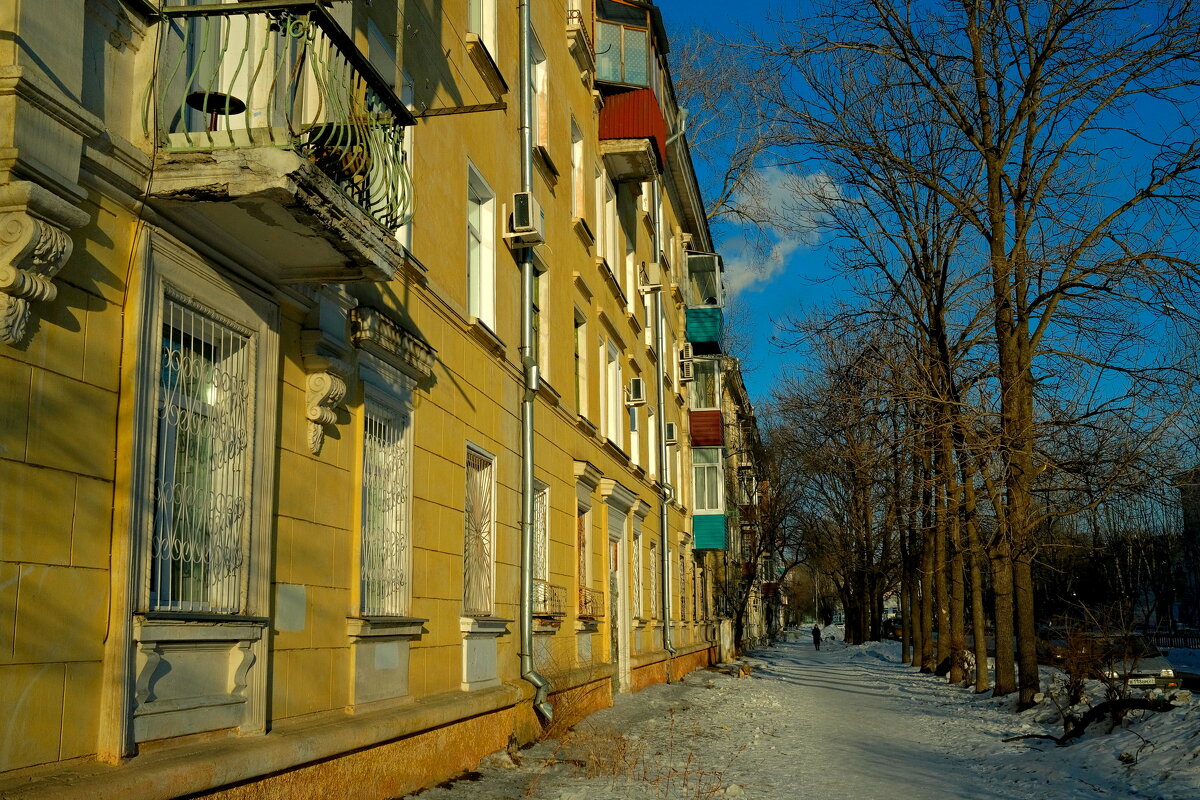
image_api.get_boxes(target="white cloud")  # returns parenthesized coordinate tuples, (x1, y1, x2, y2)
(720, 167, 835, 296)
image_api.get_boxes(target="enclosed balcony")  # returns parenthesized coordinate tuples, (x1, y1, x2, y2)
(598, 87, 667, 181)
(685, 251, 724, 352)
(146, 1, 415, 284)
(693, 515, 727, 550)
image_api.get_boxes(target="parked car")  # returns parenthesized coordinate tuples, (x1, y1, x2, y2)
(1078, 635, 1179, 691)
(881, 618, 904, 641)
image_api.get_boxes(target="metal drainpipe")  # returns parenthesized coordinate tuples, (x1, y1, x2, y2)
(518, 0, 552, 722)
(652, 180, 678, 665)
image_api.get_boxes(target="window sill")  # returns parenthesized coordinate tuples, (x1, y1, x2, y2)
(575, 618, 601, 634)
(460, 616, 513, 636)
(468, 317, 505, 355)
(536, 377, 562, 407)
(534, 144, 559, 183)
(465, 34, 507, 99)
(576, 414, 598, 436)
(572, 216, 595, 249)
(596, 256, 628, 308)
(346, 616, 427, 639)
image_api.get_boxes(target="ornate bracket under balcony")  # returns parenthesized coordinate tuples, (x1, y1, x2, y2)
(350, 306, 437, 384)
(301, 288, 356, 455)
(0, 211, 74, 345)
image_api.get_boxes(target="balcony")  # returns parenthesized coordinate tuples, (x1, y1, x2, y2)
(566, 9, 596, 74)
(598, 88, 666, 181)
(534, 579, 567, 617)
(690, 409, 724, 446)
(694, 514, 726, 550)
(146, 1, 415, 284)
(578, 586, 606, 619)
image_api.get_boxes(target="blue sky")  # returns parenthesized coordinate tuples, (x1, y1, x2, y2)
(658, 1, 833, 407)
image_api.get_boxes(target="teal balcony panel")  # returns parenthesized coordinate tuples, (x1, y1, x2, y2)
(693, 514, 727, 550)
(686, 307, 724, 344)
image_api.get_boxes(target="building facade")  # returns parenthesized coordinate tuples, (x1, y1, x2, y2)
(0, 1, 753, 797)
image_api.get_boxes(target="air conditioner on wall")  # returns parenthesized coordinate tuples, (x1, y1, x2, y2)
(680, 343, 694, 361)
(679, 359, 694, 383)
(626, 377, 647, 406)
(665, 422, 679, 445)
(505, 191, 545, 245)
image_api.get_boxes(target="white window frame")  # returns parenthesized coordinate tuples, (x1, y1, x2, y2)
(647, 407, 657, 478)
(468, 0, 497, 59)
(690, 358, 720, 411)
(359, 383, 414, 617)
(692, 447, 724, 514)
(605, 340, 621, 446)
(531, 35, 548, 149)
(632, 520, 643, 618)
(534, 480, 550, 584)
(574, 308, 588, 418)
(467, 164, 496, 330)
(464, 444, 497, 617)
(570, 119, 585, 219)
(628, 404, 640, 467)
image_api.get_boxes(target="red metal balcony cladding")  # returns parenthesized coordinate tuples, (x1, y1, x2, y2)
(689, 409, 724, 446)
(599, 87, 668, 167)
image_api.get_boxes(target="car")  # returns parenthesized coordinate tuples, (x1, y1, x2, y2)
(881, 618, 904, 641)
(1078, 635, 1180, 691)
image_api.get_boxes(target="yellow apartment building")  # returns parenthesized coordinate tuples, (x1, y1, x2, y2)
(0, 1, 748, 797)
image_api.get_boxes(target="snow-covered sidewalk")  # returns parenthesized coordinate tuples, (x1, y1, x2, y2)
(402, 635, 1200, 799)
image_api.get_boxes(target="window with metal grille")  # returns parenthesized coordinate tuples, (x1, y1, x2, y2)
(150, 295, 253, 614)
(649, 540, 658, 617)
(361, 397, 411, 617)
(534, 482, 550, 583)
(632, 522, 643, 618)
(463, 447, 496, 616)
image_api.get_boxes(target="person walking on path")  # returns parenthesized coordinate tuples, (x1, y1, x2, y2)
(812, 624, 822, 651)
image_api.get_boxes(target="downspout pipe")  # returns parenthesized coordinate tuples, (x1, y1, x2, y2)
(518, 0, 552, 722)
(652, 180, 678, 663)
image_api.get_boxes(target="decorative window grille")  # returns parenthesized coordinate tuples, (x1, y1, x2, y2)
(361, 398, 411, 616)
(649, 541, 658, 617)
(534, 483, 550, 583)
(577, 504, 589, 587)
(149, 295, 253, 614)
(679, 553, 687, 621)
(632, 524, 643, 618)
(463, 447, 495, 616)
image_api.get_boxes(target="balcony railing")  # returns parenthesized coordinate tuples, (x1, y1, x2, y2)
(149, 1, 414, 230)
(578, 586, 606, 619)
(534, 579, 566, 617)
(566, 9, 595, 65)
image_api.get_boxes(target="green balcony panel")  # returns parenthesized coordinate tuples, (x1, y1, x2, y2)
(693, 514, 727, 550)
(686, 307, 724, 344)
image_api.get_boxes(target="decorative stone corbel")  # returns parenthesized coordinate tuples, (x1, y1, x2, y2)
(0, 211, 73, 345)
(305, 366, 348, 456)
(301, 287, 357, 456)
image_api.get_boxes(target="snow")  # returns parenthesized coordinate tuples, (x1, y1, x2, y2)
(402, 631, 1200, 800)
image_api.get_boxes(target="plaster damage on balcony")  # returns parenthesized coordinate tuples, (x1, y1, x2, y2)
(148, 147, 405, 284)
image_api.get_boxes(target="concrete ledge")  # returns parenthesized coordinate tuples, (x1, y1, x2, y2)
(0, 682, 527, 800)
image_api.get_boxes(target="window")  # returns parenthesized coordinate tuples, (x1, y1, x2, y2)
(396, 70, 416, 250)
(534, 481, 550, 584)
(577, 502, 591, 588)
(571, 120, 584, 218)
(574, 309, 587, 417)
(687, 252, 723, 307)
(690, 358, 719, 410)
(596, 20, 649, 86)
(605, 341, 621, 445)
(596, 169, 617, 266)
(532, 265, 544, 369)
(149, 296, 255, 614)
(692, 448, 724, 513)
(632, 521, 643, 618)
(361, 393, 412, 616)
(679, 552, 687, 620)
(649, 540, 658, 617)
(464, 446, 496, 616)
(468, 0, 497, 58)
(531, 35, 548, 149)
(629, 405, 640, 466)
(467, 165, 496, 329)
(647, 408, 657, 477)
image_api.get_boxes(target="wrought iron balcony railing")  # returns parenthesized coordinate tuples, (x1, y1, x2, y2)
(566, 9, 595, 64)
(148, 1, 414, 230)
(578, 586, 606, 619)
(533, 579, 566, 617)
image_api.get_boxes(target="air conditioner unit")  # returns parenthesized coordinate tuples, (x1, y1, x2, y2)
(506, 191, 545, 245)
(679, 359, 694, 383)
(665, 422, 679, 445)
(626, 377, 647, 406)
(680, 343, 694, 362)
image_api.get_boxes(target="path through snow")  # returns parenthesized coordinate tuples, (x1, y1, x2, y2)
(402, 634, 1200, 799)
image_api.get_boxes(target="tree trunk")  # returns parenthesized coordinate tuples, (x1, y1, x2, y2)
(961, 471, 990, 693)
(990, 540, 1017, 696)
